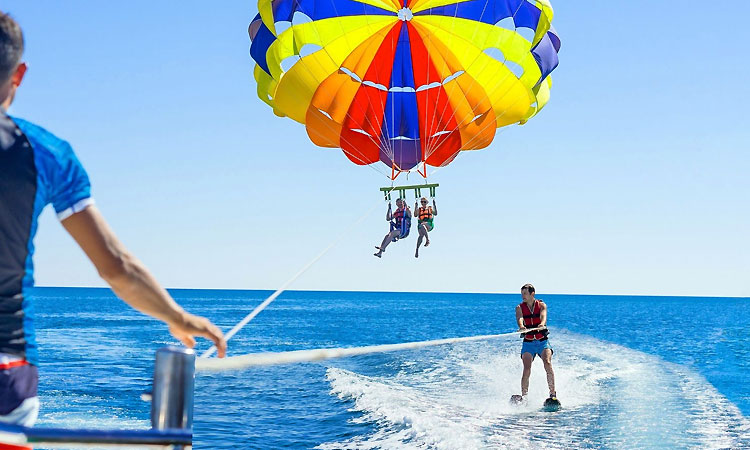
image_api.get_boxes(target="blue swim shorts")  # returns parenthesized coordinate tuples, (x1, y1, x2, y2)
(0, 354, 39, 427)
(521, 340, 553, 359)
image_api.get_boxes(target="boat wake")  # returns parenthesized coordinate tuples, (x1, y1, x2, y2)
(318, 330, 750, 449)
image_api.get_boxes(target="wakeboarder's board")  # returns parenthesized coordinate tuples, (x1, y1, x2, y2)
(542, 397, 561, 412)
(509, 395, 561, 412)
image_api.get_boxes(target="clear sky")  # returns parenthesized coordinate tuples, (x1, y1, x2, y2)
(4, 1, 749, 297)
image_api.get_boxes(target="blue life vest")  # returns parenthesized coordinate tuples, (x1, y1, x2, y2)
(390, 208, 411, 240)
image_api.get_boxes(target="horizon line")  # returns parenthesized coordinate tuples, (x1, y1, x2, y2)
(30, 286, 749, 300)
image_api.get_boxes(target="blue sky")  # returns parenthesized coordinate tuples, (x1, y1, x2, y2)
(4, 1, 749, 297)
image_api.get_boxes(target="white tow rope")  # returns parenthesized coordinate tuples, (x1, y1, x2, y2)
(196, 327, 546, 372)
(197, 184, 534, 371)
(201, 187, 398, 359)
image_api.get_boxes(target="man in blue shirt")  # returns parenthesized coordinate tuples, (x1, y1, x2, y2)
(0, 11, 227, 428)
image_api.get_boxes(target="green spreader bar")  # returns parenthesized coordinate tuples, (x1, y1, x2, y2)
(380, 183, 439, 201)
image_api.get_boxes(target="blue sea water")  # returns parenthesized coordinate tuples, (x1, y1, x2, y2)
(30, 287, 749, 449)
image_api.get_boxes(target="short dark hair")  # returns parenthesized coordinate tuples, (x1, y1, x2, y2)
(0, 11, 24, 82)
(521, 283, 535, 294)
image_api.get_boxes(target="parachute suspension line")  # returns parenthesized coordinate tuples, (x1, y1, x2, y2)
(196, 327, 548, 372)
(200, 186, 399, 359)
(425, 88, 524, 180)
(434, 78, 540, 178)
(423, 37, 513, 164)
(285, 16, 393, 174)
(423, 1, 547, 164)
(325, 17, 395, 167)
(417, 161, 428, 179)
(422, 21, 541, 181)
(425, 74, 539, 181)
(414, 0, 457, 163)
(372, 20, 396, 165)
(421, 0, 467, 164)
(423, 60, 544, 180)
(273, 30, 387, 178)
(382, 179, 396, 202)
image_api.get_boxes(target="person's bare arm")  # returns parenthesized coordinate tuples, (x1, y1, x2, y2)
(386, 204, 393, 221)
(539, 302, 548, 328)
(516, 305, 526, 331)
(432, 200, 437, 216)
(61, 205, 227, 357)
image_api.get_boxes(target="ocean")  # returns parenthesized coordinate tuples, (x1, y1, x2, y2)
(30, 287, 750, 449)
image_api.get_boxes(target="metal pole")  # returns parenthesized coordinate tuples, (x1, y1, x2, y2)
(151, 346, 195, 436)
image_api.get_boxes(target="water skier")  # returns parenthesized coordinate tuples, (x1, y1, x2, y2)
(0, 12, 226, 431)
(514, 283, 559, 407)
(374, 198, 411, 258)
(414, 197, 436, 258)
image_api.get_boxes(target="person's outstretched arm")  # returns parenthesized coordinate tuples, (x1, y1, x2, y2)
(61, 205, 227, 357)
(386, 203, 393, 221)
(432, 199, 437, 216)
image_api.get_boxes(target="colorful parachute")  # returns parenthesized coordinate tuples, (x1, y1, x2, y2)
(248, 0, 560, 176)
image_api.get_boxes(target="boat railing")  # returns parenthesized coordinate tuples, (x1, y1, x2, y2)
(0, 346, 194, 449)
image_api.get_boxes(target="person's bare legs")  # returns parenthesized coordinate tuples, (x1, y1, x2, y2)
(375, 230, 400, 257)
(521, 352, 533, 396)
(541, 348, 556, 397)
(415, 224, 428, 258)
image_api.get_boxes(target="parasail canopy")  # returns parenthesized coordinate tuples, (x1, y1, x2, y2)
(249, 0, 561, 176)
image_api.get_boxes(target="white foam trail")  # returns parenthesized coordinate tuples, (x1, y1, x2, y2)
(318, 331, 750, 450)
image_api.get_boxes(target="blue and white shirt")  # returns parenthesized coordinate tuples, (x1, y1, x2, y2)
(0, 110, 93, 365)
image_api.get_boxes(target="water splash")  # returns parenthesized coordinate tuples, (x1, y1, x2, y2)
(319, 331, 750, 449)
